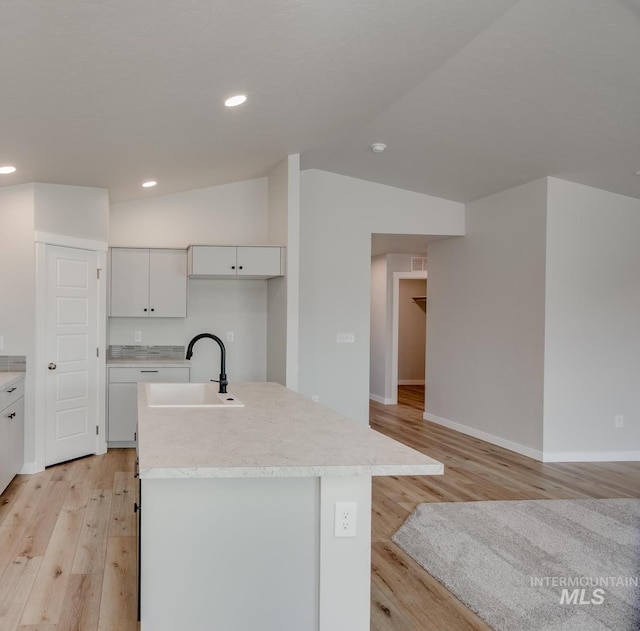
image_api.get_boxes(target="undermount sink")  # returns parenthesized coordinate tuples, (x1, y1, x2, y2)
(146, 382, 244, 408)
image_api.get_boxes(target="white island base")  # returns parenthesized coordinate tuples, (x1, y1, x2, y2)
(137, 382, 443, 631)
(141, 475, 372, 631)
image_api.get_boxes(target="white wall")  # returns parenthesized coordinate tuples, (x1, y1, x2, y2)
(1, 183, 110, 471)
(369, 255, 387, 401)
(398, 279, 426, 382)
(0, 184, 36, 467)
(370, 254, 427, 403)
(299, 170, 464, 424)
(384, 255, 424, 400)
(34, 183, 109, 241)
(543, 179, 640, 460)
(109, 178, 268, 247)
(0, 185, 36, 357)
(109, 280, 268, 383)
(426, 179, 547, 457)
(108, 177, 271, 385)
(266, 155, 301, 388)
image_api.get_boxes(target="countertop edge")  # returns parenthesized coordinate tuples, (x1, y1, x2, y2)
(0, 372, 26, 390)
(107, 360, 191, 368)
(139, 463, 444, 479)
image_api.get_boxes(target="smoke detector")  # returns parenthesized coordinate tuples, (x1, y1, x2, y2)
(371, 143, 387, 154)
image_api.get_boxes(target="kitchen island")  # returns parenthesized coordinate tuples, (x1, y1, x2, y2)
(137, 382, 442, 631)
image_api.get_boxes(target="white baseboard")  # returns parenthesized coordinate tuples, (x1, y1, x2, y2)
(369, 393, 395, 405)
(397, 380, 425, 386)
(542, 451, 640, 463)
(20, 461, 44, 475)
(424, 412, 544, 461)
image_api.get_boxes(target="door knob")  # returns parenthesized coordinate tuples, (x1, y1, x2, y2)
(48, 362, 57, 370)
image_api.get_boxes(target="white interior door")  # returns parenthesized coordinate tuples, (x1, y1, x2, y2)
(45, 245, 99, 466)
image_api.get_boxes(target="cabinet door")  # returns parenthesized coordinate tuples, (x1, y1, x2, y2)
(190, 246, 237, 276)
(237, 247, 282, 277)
(10, 398, 24, 476)
(108, 382, 138, 442)
(0, 413, 12, 494)
(107, 368, 189, 444)
(149, 250, 187, 317)
(111, 249, 150, 317)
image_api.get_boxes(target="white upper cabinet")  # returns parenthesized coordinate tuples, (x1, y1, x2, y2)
(189, 246, 237, 276)
(148, 249, 188, 316)
(236, 246, 282, 277)
(110, 248, 187, 317)
(188, 246, 284, 279)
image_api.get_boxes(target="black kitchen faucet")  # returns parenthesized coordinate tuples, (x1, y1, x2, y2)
(185, 333, 228, 393)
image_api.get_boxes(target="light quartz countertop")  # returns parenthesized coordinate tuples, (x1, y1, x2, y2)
(137, 381, 443, 479)
(107, 358, 191, 368)
(0, 372, 25, 390)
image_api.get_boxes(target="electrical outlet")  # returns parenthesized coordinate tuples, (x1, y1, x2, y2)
(134, 331, 142, 342)
(337, 333, 355, 344)
(615, 415, 624, 429)
(334, 502, 357, 537)
(227, 332, 234, 343)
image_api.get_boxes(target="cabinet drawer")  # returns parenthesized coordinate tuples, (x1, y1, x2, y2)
(108, 367, 190, 383)
(1, 379, 25, 412)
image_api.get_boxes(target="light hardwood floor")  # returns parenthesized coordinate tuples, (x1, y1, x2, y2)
(1, 387, 639, 631)
(370, 385, 640, 631)
(0, 449, 137, 631)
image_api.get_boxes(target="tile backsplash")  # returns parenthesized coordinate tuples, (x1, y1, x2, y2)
(107, 345, 185, 360)
(0, 355, 26, 372)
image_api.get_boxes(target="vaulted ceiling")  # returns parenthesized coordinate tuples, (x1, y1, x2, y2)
(1, 0, 639, 203)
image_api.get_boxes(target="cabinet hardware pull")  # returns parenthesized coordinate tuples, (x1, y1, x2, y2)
(143, 308, 148, 312)
(140, 370, 159, 373)
(6, 387, 17, 393)
(150, 308, 155, 312)
(231, 265, 235, 269)
(8, 412, 16, 419)
(239, 265, 243, 270)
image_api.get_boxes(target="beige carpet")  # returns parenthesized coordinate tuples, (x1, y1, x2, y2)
(392, 499, 640, 631)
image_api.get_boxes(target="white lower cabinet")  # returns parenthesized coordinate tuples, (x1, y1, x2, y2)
(107, 367, 190, 444)
(0, 378, 25, 495)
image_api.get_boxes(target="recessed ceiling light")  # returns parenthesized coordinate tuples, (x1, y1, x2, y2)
(142, 180, 157, 188)
(224, 94, 247, 107)
(0, 165, 16, 175)
(371, 143, 387, 154)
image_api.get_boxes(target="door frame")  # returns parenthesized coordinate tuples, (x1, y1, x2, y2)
(32, 232, 108, 473)
(390, 271, 427, 405)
